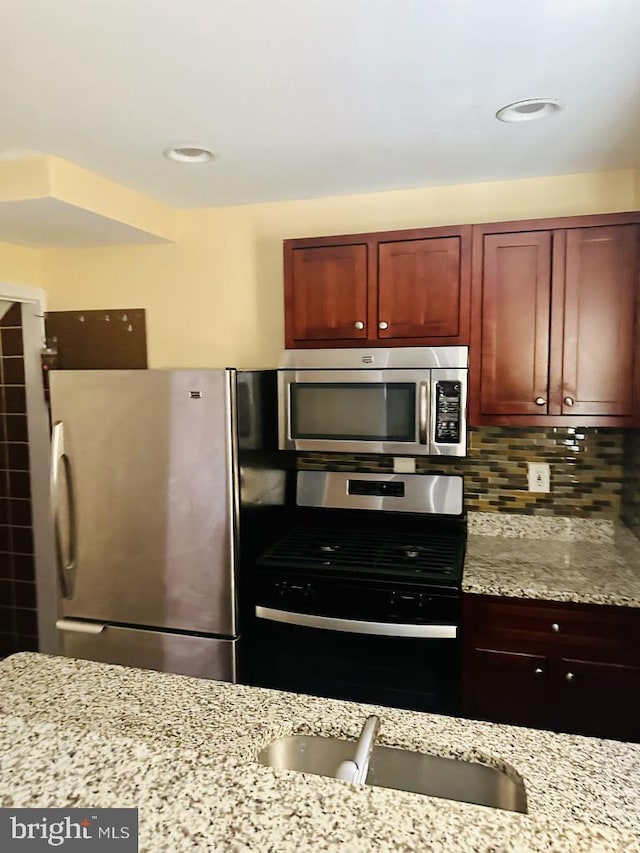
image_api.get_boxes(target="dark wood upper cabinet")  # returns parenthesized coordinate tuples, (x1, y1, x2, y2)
(470, 212, 640, 426)
(378, 237, 463, 340)
(478, 231, 552, 416)
(284, 212, 639, 424)
(285, 244, 368, 343)
(284, 226, 471, 348)
(560, 226, 638, 417)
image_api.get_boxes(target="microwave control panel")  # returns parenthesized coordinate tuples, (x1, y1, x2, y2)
(434, 381, 462, 444)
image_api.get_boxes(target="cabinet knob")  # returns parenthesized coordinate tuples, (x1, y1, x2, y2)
(551, 623, 560, 633)
(565, 672, 575, 682)
(535, 397, 546, 406)
(564, 396, 575, 406)
(378, 321, 389, 330)
(354, 321, 365, 330)
(534, 667, 544, 675)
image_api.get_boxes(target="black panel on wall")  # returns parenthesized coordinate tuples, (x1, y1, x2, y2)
(45, 309, 147, 369)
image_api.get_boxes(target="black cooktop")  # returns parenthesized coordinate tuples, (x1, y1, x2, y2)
(255, 523, 465, 584)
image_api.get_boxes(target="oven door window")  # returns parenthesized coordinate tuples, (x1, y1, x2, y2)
(290, 383, 415, 442)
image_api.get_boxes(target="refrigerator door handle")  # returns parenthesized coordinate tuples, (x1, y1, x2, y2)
(56, 618, 106, 635)
(50, 421, 78, 600)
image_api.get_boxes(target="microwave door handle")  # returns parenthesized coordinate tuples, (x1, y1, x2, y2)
(418, 382, 429, 445)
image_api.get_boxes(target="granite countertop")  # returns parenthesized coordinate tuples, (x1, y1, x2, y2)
(463, 513, 640, 607)
(2, 653, 640, 852)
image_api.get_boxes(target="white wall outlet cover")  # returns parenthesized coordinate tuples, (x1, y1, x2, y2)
(393, 457, 416, 473)
(527, 462, 551, 493)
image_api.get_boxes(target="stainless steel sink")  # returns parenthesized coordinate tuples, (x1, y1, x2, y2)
(258, 735, 527, 813)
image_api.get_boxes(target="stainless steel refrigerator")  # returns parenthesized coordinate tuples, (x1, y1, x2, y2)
(49, 368, 279, 681)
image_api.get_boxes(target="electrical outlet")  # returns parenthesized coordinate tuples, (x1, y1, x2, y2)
(528, 462, 550, 493)
(393, 457, 416, 473)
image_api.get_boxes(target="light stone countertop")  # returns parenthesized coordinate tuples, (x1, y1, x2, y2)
(463, 513, 640, 607)
(1, 653, 640, 852)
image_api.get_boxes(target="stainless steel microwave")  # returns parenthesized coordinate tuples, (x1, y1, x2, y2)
(277, 347, 468, 456)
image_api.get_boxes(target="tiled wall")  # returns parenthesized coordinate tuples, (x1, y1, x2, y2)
(621, 430, 640, 536)
(0, 303, 38, 657)
(298, 426, 625, 518)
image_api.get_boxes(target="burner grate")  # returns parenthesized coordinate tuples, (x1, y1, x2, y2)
(256, 526, 464, 581)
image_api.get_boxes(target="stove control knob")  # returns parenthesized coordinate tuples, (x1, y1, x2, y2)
(390, 591, 422, 615)
(288, 583, 314, 599)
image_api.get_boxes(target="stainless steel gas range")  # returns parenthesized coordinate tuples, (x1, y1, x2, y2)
(244, 470, 466, 714)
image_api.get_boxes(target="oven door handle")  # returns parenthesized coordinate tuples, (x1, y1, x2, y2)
(255, 607, 457, 639)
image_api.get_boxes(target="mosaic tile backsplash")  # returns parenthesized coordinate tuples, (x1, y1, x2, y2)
(621, 429, 640, 536)
(298, 426, 625, 518)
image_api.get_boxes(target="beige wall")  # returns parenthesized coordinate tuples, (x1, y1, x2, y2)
(0, 242, 44, 288)
(43, 169, 638, 368)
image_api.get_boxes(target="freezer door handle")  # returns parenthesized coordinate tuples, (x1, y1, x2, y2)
(50, 421, 78, 599)
(255, 606, 458, 638)
(56, 618, 106, 635)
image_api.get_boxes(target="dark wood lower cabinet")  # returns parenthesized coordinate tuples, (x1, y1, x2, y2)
(464, 595, 640, 742)
(468, 649, 549, 730)
(553, 658, 640, 741)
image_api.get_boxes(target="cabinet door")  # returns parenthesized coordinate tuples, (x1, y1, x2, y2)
(478, 232, 552, 415)
(466, 648, 550, 729)
(553, 658, 640, 742)
(378, 237, 462, 340)
(285, 244, 368, 344)
(559, 225, 638, 416)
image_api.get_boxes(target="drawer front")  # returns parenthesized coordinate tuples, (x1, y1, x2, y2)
(467, 596, 637, 662)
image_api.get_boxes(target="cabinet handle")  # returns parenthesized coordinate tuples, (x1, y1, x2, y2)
(378, 321, 389, 330)
(565, 672, 575, 682)
(354, 321, 365, 330)
(551, 623, 560, 633)
(535, 397, 546, 406)
(534, 667, 544, 675)
(564, 396, 575, 406)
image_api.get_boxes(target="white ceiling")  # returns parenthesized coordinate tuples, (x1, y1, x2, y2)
(1, 0, 639, 208)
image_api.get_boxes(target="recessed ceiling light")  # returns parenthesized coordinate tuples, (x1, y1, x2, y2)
(496, 98, 562, 123)
(163, 146, 216, 163)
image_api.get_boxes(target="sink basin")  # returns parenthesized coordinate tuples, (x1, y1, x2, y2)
(258, 735, 527, 813)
